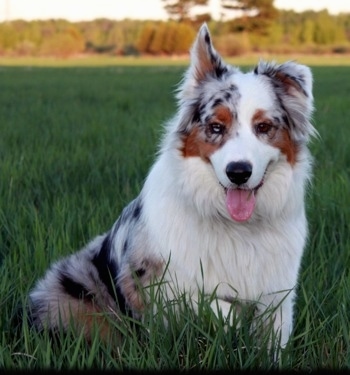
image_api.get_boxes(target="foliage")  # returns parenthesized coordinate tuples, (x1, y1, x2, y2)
(137, 22, 196, 55)
(0, 64, 349, 370)
(40, 26, 85, 57)
(0, 6, 349, 57)
(222, 0, 278, 34)
(213, 32, 251, 55)
(162, 0, 209, 22)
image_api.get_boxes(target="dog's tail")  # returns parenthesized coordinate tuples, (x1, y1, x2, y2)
(27, 232, 128, 341)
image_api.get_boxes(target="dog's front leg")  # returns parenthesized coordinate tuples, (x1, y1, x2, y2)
(210, 295, 293, 356)
(209, 298, 243, 327)
(271, 299, 293, 349)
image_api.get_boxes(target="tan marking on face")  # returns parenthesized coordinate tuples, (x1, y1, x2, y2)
(181, 105, 233, 161)
(252, 109, 277, 139)
(272, 128, 298, 165)
(252, 109, 297, 165)
(252, 109, 267, 124)
(181, 128, 217, 161)
(181, 127, 200, 158)
(213, 105, 233, 125)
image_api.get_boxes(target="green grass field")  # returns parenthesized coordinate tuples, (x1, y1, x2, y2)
(0, 62, 349, 370)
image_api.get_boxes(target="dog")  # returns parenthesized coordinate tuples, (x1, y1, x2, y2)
(28, 24, 315, 349)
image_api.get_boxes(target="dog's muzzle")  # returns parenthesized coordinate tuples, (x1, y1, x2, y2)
(223, 160, 266, 222)
(225, 161, 252, 186)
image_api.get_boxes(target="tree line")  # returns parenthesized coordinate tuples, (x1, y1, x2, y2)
(0, 3, 349, 57)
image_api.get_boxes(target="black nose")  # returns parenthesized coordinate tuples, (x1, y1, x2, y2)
(226, 161, 252, 185)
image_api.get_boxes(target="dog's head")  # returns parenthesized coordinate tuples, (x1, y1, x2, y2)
(176, 24, 315, 222)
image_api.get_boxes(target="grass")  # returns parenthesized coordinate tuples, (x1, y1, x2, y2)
(0, 62, 349, 370)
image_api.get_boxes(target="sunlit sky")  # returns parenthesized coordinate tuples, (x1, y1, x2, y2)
(0, 0, 349, 22)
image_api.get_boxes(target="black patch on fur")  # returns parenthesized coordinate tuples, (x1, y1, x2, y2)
(177, 102, 202, 132)
(134, 268, 146, 278)
(119, 197, 142, 223)
(60, 274, 93, 301)
(204, 114, 211, 124)
(203, 31, 228, 80)
(224, 91, 232, 101)
(91, 235, 131, 316)
(277, 97, 296, 130)
(282, 114, 290, 127)
(273, 116, 282, 125)
(91, 236, 118, 300)
(223, 84, 239, 104)
(204, 30, 210, 45)
(212, 98, 223, 108)
(214, 62, 228, 79)
(192, 104, 201, 124)
(123, 239, 129, 254)
(133, 201, 142, 220)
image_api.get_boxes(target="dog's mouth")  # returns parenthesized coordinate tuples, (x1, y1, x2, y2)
(224, 179, 264, 222)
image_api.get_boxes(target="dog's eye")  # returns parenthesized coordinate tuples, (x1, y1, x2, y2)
(209, 123, 225, 135)
(255, 122, 273, 134)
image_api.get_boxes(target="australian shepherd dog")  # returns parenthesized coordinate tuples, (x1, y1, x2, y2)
(28, 24, 316, 350)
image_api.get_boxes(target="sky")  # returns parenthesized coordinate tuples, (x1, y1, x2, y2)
(0, 0, 349, 22)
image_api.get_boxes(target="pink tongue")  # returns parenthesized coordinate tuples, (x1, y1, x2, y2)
(226, 189, 256, 222)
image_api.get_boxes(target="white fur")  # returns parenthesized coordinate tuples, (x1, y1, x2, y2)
(28, 24, 315, 352)
(141, 141, 310, 348)
(137, 26, 315, 348)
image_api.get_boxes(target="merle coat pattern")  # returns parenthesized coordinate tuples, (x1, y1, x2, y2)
(28, 24, 315, 348)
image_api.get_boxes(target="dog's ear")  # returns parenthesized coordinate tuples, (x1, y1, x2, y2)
(177, 24, 231, 101)
(189, 23, 228, 83)
(254, 61, 316, 141)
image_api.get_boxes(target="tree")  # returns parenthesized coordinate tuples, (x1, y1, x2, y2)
(313, 10, 347, 45)
(162, 0, 209, 23)
(221, 0, 278, 34)
(40, 26, 85, 57)
(137, 22, 195, 55)
(149, 23, 167, 54)
(172, 23, 196, 53)
(299, 19, 315, 45)
(137, 23, 156, 54)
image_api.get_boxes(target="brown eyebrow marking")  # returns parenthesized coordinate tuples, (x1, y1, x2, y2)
(273, 129, 298, 165)
(252, 109, 268, 124)
(212, 105, 233, 125)
(181, 127, 218, 161)
(252, 109, 298, 165)
(181, 105, 234, 161)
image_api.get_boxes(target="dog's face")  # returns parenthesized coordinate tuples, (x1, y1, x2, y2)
(177, 24, 315, 222)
